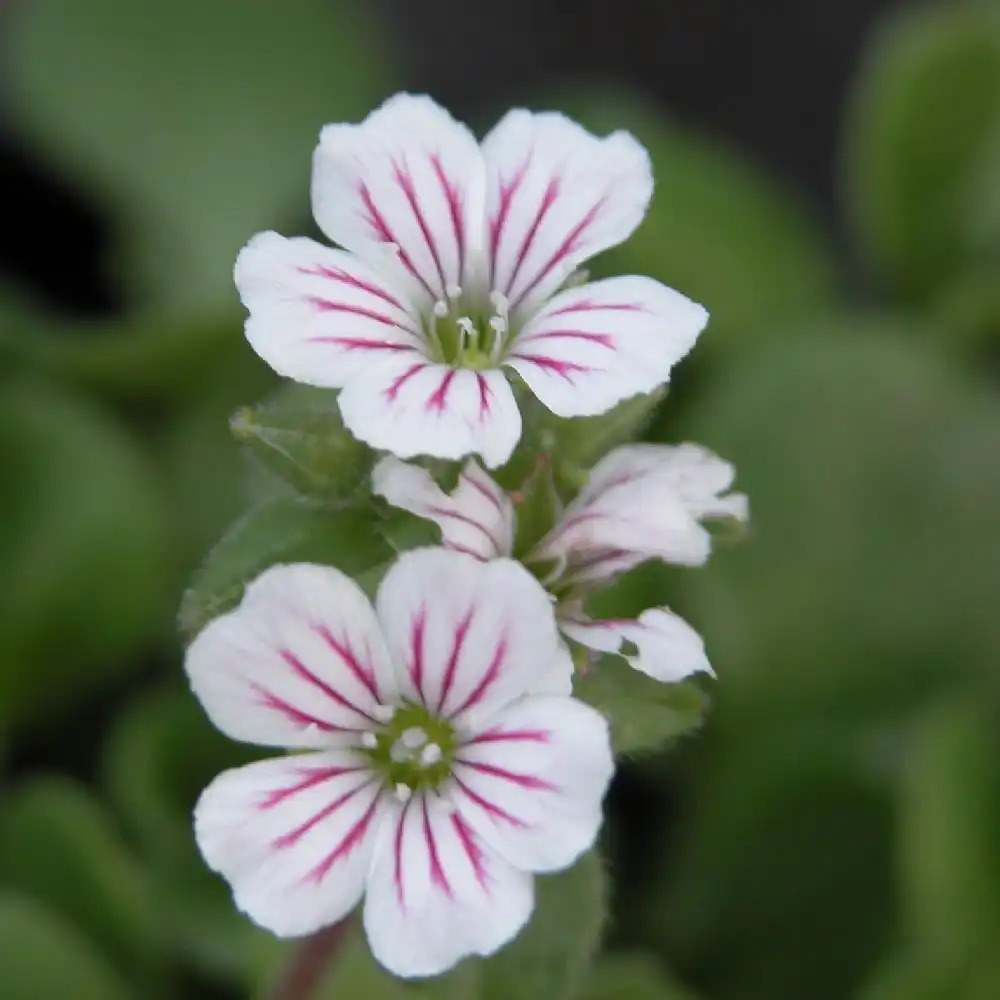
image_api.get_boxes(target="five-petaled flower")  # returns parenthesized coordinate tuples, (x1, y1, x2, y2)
(373, 444, 748, 681)
(186, 548, 613, 978)
(236, 93, 708, 468)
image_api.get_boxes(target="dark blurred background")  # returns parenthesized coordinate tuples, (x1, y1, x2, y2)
(2, 1, 999, 999)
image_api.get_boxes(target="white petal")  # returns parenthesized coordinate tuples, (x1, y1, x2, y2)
(312, 94, 486, 308)
(236, 231, 426, 387)
(195, 752, 387, 937)
(482, 110, 652, 317)
(372, 456, 515, 559)
(506, 276, 706, 418)
(374, 549, 569, 723)
(590, 442, 749, 522)
(185, 563, 397, 748)
(338, 357, 521, 468)
(560, 607, 713, 682)
(452, 694, 612, 873)
(535, 442, 747, 580)
(363, 794, 533, 978)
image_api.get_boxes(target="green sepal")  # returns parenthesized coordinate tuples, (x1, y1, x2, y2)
(575, 658, 709, 757)
(0, 892, 135, 1000)
(480, 849, 607, 1000)
(0, 777, 165, 988)
(231, 385, 373, 502)
(512, 457, 563, 559)
(178, 497, 394, 642)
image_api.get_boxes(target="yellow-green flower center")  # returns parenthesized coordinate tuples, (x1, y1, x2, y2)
(363, 701, 458, 792)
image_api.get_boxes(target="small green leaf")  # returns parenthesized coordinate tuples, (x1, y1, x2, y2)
(0, 778, 164, 987)
(842, 5, 1000, 298)
(231, 385, 373, 501)
(178, 497, 394, 642)
(480, 850, 607, 1000)
(575, 660, 708, 757)
(0, 892, 134, 1000)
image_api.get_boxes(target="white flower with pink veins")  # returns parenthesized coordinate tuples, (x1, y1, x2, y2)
(236, 93, 708, 468)
(186, 548, 613, 978)
(373, 444, 748, 682)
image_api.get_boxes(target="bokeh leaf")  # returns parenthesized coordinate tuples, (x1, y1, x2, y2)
(672, 321, 1000, 719)
(553, 88, 838, 353)
(897, 697, 1000, 957)
(843, 5, 1000, 298)
(101, 684, 278, 984)
(6, 0, 394, 310)
(0, 777, 164, 988)
(0, 378, 171, 730)
(0, 891, 134, 1000)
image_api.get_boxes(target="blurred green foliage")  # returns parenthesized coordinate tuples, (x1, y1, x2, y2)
(1, 0, 999, 998)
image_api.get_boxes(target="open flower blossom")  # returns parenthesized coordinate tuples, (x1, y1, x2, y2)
(373, 445, 748, 682)
(186, 548, 613, 978)
(236, 93, 708, 468)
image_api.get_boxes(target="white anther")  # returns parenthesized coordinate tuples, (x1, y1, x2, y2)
(433, 300, 449, 318)
(400, 726, 428, 749)
(446, 283, 462, 299)
(456, 316, 475, 336)
(489, 290, 509, 314)
(394, 783, 412, 803)
(489, 316, 507, 334)
(419, 743, 443, 766)
(372, 705, 396, 723)
(360, 731, 378, 749)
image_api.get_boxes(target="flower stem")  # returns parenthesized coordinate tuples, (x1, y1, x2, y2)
(264, 920, 351, 1000)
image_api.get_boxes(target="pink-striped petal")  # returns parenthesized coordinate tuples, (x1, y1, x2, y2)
(505, 276, 707, 418)
(583, 443, 749, 522)
(453, 694, 612, 873)
(236, 231, 426, 387)
(362, 793, 533, 978)
(560, 607, 713, 682)
(482, 110, 652, 319)
(337, 357, 521, 468)
(534, 443, 746, 581)
(194, 752, 386, 937)
(374, 549, 569, 723)
(185, 564, 397, 749)
(372, 456, 515, 560)
(312, 94, 486, 309)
